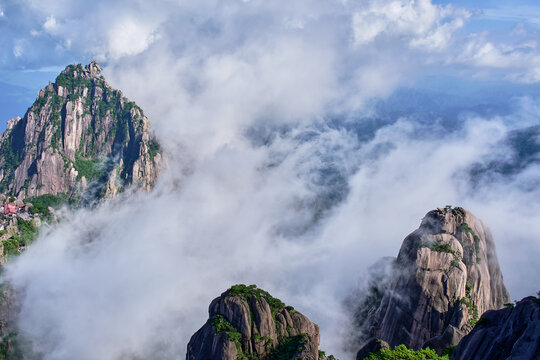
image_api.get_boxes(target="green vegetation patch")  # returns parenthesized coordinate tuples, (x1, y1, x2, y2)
(211, 314, 245, 358)
(0, 332, 25, 360)
(441, 345, 456, 357)
(460, 281, 479, 326)
(55, 64, 93, 92)
(73, 153, 104, 182)
(429, 243, 453, 253)
(362, 344, 449, 360)
(212, 315, 238, 334)
(24, 193, 68, 219)
(1, 218, 39, 257)
(147, 139, 161, 161)
(17, 218, 38, 246)
(2, 236, 21, 257)
(229, 284, 285, 316)
(419, 241, 453, 254)
(269, 334, 307, 360)
(419, 241, 462, 272)
(0, 137, 23, 191)
(212, 314, 256, 360)
(318, 350, 338, 360)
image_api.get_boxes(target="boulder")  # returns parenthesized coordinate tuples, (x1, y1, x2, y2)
(356, 338, 389, 360)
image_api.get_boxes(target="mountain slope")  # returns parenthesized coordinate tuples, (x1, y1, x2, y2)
(0, 61, 161, 201)
(187, 284, 325, 360)
(354, 207, 510, 354)
(452, 295, 540, 360)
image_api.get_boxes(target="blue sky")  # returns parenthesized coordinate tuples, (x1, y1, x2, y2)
(0, 0, 540, 121)
(1, 0, 540, 129)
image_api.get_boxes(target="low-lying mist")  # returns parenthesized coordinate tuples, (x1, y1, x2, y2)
(6, 102, 540, 359)
(3, 0, 540, 359)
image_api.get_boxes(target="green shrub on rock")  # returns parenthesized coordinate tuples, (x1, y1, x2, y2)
(363, 344, 449, 360)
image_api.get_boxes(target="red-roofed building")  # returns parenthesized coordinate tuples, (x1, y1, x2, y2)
(4, 203, 19, 216)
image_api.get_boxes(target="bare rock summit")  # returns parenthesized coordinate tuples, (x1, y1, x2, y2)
(186, 284, 324, 360)
(354, 206, 510, 355)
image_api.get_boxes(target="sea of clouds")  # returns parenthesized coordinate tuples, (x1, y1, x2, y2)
(1, 0, 540, 359)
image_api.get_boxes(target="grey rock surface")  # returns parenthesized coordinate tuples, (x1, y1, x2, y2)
(452, 296, 540, 360)
(355, 207, 510, 353)
(356, 338, 389, 360)
(186, 285, 321, 360)
(0, 61, 161, 200)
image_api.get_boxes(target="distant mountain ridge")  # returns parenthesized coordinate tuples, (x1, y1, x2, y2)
(0, 61, 161, 201)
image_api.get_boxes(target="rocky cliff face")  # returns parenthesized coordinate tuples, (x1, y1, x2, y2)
(354, 207, 510, 354)
(187, 284, 322, 360)
(452, 295, 540, 360)
(0, 61, 161, 200)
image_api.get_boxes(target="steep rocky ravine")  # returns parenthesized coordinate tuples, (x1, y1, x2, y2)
(353, 206, 510, 355)
(0, 61, 161, 201)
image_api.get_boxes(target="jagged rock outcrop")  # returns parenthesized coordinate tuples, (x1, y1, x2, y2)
(452, 295, 540, 360)
(186, 284, 321, 360)
(355, 339, 389, 360)
(0, 61, 161, 200)
(354, 206, 510, 355)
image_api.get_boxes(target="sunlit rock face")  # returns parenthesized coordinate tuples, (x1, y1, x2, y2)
(354, 207, 510, 355)
(186, 285, 322, 360)
(0, 61, 161, 201)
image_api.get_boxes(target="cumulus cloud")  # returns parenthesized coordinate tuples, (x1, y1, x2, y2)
(42, 15, 57, 33)
(106, 17, 159, 59)
(352, 0, 470, 50)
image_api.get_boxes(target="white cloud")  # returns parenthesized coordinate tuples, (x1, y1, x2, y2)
(352, 0, 470, 51)
(481, 6, 540, 26)
(508, 67, 540, 83)
(2, 1, 540, 359)
(8, 105, 540, 359)
(42, 15, 57, 33)
(107, 17, 160, 59)
(449, 32, 540, 82)
(13, 41, 23, 57)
